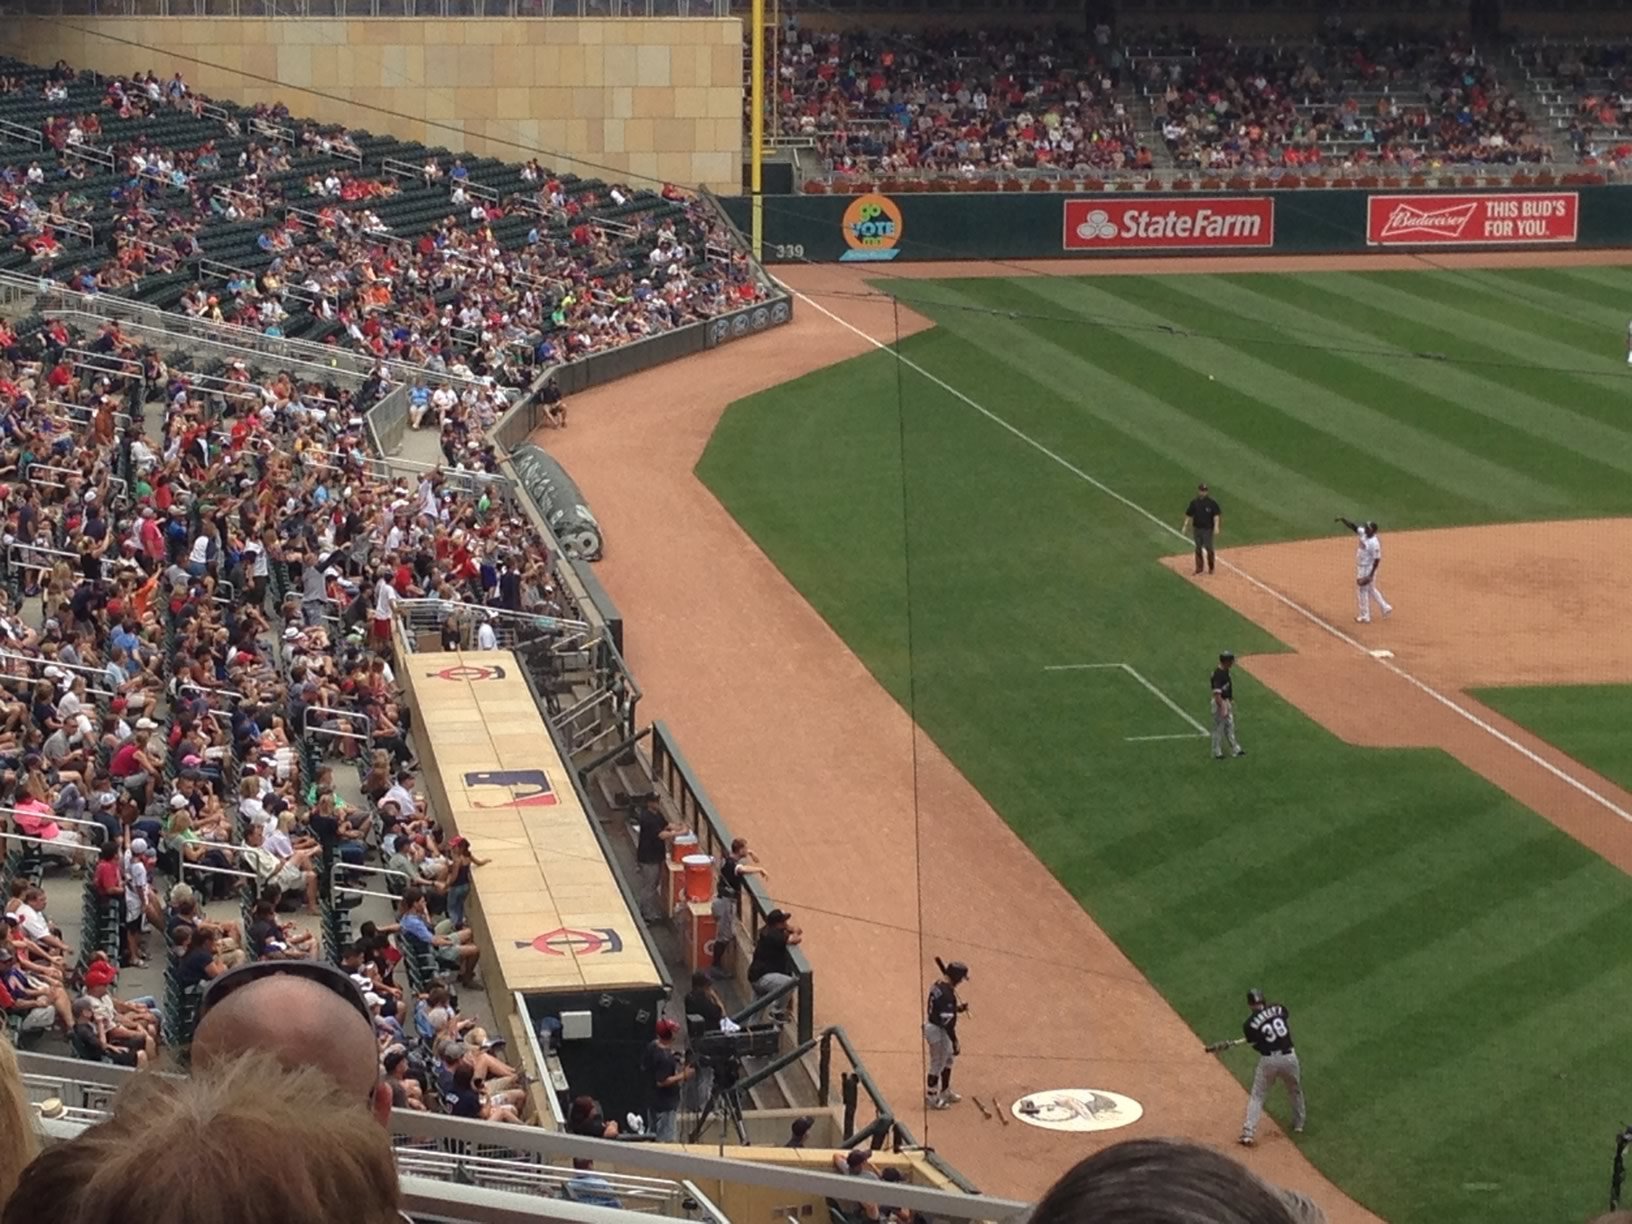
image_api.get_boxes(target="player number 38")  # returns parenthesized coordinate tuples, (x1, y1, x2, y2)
(1265, 1018, 1289, 1039)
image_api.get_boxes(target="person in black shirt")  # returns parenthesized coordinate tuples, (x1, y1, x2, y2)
(1210, 651, 1245, 760)
(711, 837, 765, 978)
(746, 909, 802, 1008)
(1207, 988, 1305, 1146)
(1239, 988, 1304, 1145)
(683, 970, 726, 1033)
(174, 926, 225, 990)
(1182, 482, 1223, 575)
(640, 1018, 693, 1141)
(923, 960, 968, 1110)
(633, 798, 679, 923)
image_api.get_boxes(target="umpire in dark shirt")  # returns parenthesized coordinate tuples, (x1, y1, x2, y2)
(1182, 483, 1223, 575)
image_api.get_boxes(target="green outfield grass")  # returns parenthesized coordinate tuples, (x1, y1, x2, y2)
(1475, 685, 1632, 792)
(695, 268, 1632, 1224)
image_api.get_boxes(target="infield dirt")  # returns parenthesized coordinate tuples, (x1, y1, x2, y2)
(535, 253, 1632, 1221)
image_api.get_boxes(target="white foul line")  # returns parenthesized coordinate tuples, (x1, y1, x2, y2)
(794, 286, 1632, 825)
(1045, 662, 1209, 738)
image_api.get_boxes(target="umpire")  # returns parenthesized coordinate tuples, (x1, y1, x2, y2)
(1182, 482, 1222, 575)
(1210, 651, 1245, 760)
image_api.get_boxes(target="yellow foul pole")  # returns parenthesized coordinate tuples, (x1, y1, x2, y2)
(750, 0, 764, 260)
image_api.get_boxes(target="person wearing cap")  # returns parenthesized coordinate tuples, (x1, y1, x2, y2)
(640, 1017, 694, 1141)
(122, 838, 158, 967)
(924, 960, 969, 1110)
(81, 957, 158, 1058)
(1233, 988, 1305, 1147)
(746, 909, 802, 1012)
(1182, 482, 1223, 576)
(785, 1115, 815, 1148)
(68, 994, 148, 1068)
(1210, 651, 1246, 760)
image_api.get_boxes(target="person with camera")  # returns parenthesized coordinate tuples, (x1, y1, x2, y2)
(924, 960, 969, 1110)
(641, 1017, 694, 1141)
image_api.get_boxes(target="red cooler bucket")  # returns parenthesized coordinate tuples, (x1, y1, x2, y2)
(671, 832, 699, 864)
(682, 854, 714, 903)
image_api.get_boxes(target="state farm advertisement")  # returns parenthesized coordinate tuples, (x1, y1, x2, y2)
(1366, 192, 1579, 246)
(1063, 197, 1275, 251)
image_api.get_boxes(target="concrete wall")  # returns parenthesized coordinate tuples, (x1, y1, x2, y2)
(0, 16, 743, 190)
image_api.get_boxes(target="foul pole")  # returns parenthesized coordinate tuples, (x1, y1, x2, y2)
(749, 0, 764, 259)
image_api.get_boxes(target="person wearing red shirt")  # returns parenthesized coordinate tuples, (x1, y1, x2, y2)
(92, 841, 122, 900)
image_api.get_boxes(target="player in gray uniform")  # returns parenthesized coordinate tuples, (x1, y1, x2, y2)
(1210, 651, 1245, 760)
(1206, 988, 1306, 1146)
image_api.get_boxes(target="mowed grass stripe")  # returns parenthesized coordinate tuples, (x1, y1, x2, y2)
(1011, 276, 1561, 513)
(1237, 273, 1632, 465)
(1527, 263, 1632, 307)
(905, 281, 1349, 532)
(1363, 268, 1615, 364)
(1151, 274, 1632, 493)
(1404, 265, 1632, 339)
(1101, 275, 1601, 509)
(1473, 685, 1632, 793)
(1331, 273, 1624, 418)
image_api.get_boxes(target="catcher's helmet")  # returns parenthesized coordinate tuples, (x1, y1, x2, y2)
(944, 961, 970, 983)
(1246, 988, 1266, 1008)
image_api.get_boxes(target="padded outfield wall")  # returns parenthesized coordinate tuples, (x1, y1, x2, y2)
(723, 186, 1632, 263)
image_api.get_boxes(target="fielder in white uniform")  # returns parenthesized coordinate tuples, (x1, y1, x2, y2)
(1337, 516, 1391, 623)
(1625, 317, 1632, 364)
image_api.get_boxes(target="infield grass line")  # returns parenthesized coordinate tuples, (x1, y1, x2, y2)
(791, 285, 1632, 829)
(1044, 661, 1209, 737)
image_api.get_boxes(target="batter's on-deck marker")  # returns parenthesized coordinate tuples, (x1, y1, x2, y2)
(795, 286, 1632, 827)
(1012, 1088, 1144, 1132)
(1370, 649, 1395, 659)
(1045, 662, 1209, 741)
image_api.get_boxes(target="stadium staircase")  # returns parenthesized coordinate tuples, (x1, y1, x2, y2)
(1506, 39, 1610, 160)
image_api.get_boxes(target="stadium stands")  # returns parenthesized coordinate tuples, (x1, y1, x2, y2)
(775, 21, 1559, 186)
(0, 59, 773, 391)
(1513, 39, 1632, 163)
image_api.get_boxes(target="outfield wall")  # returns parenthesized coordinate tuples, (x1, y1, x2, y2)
(724, 186, 1632, 264)
(0, 16, 743, 190)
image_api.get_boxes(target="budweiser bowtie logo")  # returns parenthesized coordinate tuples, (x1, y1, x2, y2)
(1378, 201, 1479, 240)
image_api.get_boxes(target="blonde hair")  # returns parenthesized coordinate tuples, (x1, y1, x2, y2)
(0, 1036, 39, 1205)
(1, 1053, 402, 1224)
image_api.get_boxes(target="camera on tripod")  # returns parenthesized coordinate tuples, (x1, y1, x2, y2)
(693, 1025, 781, 1067)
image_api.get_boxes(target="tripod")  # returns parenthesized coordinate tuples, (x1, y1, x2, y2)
(688, 1055, 750, 1145)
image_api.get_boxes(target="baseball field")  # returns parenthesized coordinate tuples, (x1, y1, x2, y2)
(688, 262, 1632, 1224)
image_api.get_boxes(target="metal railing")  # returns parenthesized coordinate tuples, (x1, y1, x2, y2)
(17, 1051, 1024, 1219)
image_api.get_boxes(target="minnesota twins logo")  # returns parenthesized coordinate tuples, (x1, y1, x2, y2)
(428, 664, 506, 682)
(514, 926, 623, 957)
(462, 769, 557, 808)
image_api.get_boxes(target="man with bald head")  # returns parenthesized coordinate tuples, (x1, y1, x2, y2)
(191, 962, 393, 1124)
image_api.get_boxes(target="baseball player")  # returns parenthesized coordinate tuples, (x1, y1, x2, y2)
(1210, 651, 1245, 760)
(1625, 316, 1631, 365)
(1204, 988, 1306, 1147)
(1337, 516, 1391, 623)
(923, 960, 968, 1110)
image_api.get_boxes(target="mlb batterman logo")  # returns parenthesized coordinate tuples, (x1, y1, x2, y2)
(840, 193, 905, 262)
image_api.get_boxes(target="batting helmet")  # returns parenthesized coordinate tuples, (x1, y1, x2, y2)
(1219, 650, 1236, 663)
(945, 961, 970, 983)
(1246, 988, 1266, 1008)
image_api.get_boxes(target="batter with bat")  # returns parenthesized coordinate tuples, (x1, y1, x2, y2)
(1204, 988, 1306, 1147)
(924, 958, 969, 1110)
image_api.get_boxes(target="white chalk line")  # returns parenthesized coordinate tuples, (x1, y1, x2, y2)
(794, 287, 1632, 826)
(1044, 662, 1210, 739)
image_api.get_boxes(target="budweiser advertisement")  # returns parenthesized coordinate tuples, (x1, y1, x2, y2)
(1063, 197, 1275, 251)
(1366, 192, 1579, 246)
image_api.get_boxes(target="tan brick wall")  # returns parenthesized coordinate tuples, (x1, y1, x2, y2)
(0, 16, 743, 191)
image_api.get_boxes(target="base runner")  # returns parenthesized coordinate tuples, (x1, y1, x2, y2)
(1337, 516, 1392, 623)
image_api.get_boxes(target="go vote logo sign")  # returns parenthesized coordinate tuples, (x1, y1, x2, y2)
(840, 193, 905, 262)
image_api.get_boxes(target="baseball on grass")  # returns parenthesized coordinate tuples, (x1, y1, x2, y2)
(1208, 374, 1215, 381)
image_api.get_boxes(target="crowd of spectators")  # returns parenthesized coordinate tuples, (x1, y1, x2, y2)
(1143, 23, 1548, 170)
(0, 300, 580, 1120)
(0, 60, 770, 393)
(1524, 42, 1632, 163)
(775, 21, 1155, 178)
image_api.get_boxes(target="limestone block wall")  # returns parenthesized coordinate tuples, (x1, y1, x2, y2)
(0, 16, 743, 190)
